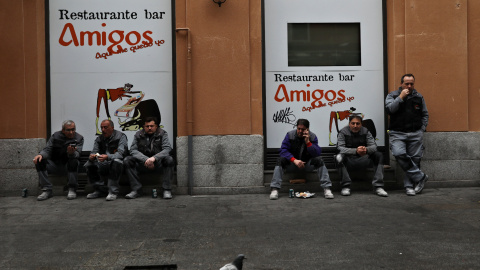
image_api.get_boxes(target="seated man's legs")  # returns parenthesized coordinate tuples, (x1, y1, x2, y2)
(369, 151, 385, 189)
(156, 156, 175, 199)
(85, 160, 108, 198)
(106, 159, 123, 199)
(270, 157, 291, 190)
(308, 156, 333, 190)
(335, 154, 352, 189)
(124, 156, 142, 197)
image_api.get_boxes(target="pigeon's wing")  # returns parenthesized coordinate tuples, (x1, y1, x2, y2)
(219, 264, 237, 270)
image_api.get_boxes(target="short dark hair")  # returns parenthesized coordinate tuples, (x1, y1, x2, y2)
(349, 114, 363, 123)
(144, 116, 159, 125)
(296, 119, 310, 129)
(101, 119, 114, 128)
(401, 73, 415, 84)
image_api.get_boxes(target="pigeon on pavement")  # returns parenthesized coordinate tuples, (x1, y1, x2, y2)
(219, 254, 245, 270)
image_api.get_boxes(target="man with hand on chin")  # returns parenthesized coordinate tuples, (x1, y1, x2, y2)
(270, 119, 333, 200)
(386, 73, 429, 196)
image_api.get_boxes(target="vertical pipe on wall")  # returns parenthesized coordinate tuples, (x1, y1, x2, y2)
(176, 28, 193, 195)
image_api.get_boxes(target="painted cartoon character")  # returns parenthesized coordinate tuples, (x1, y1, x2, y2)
(95, 83, 143, 134)
(118, 99, 162, 131)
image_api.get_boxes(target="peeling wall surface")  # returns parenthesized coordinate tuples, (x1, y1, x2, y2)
(0, 0, 479, 195)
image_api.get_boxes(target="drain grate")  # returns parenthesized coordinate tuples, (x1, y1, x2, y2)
(124, 265, 177, 270)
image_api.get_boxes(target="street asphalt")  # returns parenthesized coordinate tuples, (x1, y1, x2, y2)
(1, 187, 480, 270)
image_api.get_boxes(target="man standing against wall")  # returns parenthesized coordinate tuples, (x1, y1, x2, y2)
(335, 115, 388, 197)
(385, 74, 429, 196)
(85, 119, 128, 201)
(124, 117, 175, 199)
(270, 119, 334, 200)
(33, 120, 84, 201)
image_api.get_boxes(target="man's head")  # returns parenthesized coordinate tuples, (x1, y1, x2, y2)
(61, 120, 76, 139)
(100, 119, 115, 138)
(143, 116, 159, 135)
(296, 119, 310, 137)
(348, 115, 363, 133)
(401, 73, 415, 91)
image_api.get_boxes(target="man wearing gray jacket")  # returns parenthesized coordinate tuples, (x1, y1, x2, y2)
(335, 115, 388, 197)
(85, 119, 128, 201)
(124, 117, 174, 199)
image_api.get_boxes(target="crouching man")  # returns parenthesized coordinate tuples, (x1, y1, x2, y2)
(124, 117, 175, 199)
(85, 119, 128, 201)
(335, 115, 388, 197)
(33, 120, 84, 201)
(270, 119, 334, 200)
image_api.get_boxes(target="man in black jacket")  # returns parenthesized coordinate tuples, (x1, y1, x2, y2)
(335, 115, 388, 197)
(85, 119, 128, 201)
(124, 117, 174, 199)
(385, 74, 429, 196)
(33, 120, 84, 201)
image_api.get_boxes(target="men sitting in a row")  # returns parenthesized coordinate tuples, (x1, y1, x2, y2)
(32, 117, 174, 201)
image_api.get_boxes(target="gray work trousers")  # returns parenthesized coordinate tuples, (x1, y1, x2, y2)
(389, 130, 426, 188)
(84, 159, 123, 194)
(35, 158, 79, 191)
(123, 156, 174, 191)
(270, 156, 332, 189)
(335, 152, 384, 188)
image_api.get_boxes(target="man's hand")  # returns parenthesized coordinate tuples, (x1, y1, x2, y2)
(356, 146, 367, 156)
(399, 88, 410, 100)
(33, 155, 42, 164)
(293, 159, 306, 169)
(144, 157, 156, 170)
(97, 154, 108, 162)
(67, 145, 77, 155)
(303, 129, 310, 144)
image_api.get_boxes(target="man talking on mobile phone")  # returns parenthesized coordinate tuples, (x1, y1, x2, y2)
(269, 118, 334, 200)
(33, 120, 84, 201)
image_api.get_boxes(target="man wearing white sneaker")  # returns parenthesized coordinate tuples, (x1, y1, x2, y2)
(85, 119, 128, 201)
(33, 120, 84, 201)
(335, 115, 388, 197)
(123, 117, 174, 199)
(386, 74, 429, 196)
(270, 119, 334, 200)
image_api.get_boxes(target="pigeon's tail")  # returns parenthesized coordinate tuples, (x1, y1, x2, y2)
(219, 254, 245, 270)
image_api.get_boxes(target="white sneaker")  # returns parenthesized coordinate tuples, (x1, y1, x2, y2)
(406, 188, 416, 196)
(375, 187, 388, 197)
(324, 189, 334, 199)
(163, 190, 172, 199)
(106, 193, 117, 201)
(86, 191, 101, 199)
(67, 188, 76, 200)
(37, 190, 53, 201)
(269, 189, 279, 200)
(341, 187, 351, 196)
(125, 191, 138, 199)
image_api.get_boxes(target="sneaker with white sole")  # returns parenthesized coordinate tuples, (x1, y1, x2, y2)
(269, 189, 279, 200)
(375, 187, 388, 197)
(37, 190, 53, 201)
(86, 191, 101, 199)
(406, 188, 416, 196)
(341, 187, 351, 196)
(414, 174, 428, 194)
(324, 188, 334, 199)
(106, 193, 117, 201)
(67, 188, 76, 200)
(163, 190, 172, 199)
(125, 191, 138, 199)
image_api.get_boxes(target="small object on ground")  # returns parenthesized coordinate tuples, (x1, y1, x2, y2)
(295, 191, 315, 198)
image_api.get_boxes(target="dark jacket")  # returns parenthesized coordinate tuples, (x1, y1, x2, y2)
(39, 131, 84, 161)
(385, 87, 429, 132)
(130, 128, 172, 163)
(91, 130, 128, 160)
(279, 129, 322, 162)
(337, 126, 376, 156)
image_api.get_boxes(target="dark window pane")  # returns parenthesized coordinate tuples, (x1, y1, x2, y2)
(288, 23, 361, 66)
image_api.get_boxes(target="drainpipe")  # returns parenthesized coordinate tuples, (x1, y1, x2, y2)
(176, 28, 193, 195)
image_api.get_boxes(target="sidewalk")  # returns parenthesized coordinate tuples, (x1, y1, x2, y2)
(1, 187, 480, 269)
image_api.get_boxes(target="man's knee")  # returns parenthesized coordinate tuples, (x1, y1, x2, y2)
(276, 157, 289, 168)
(310, 156, 325, 168)
(335, 154, 345, 167)
(35, 159, 47, 171)
(124, 156, 137, 168)
(67, 159, 79, 172)
(161, 156, 175, 167)
(371, 152, 383, 164)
